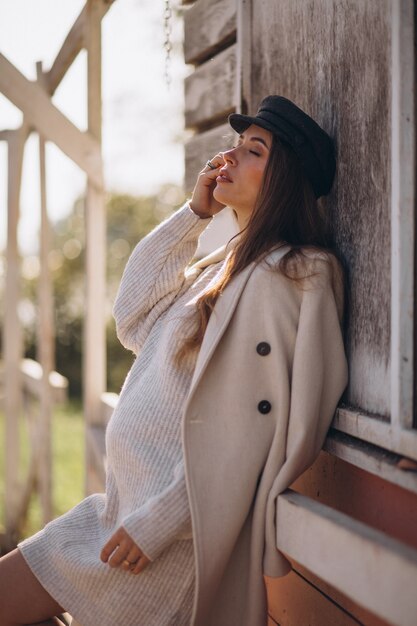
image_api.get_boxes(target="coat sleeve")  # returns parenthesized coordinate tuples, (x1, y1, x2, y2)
(113, 202, 211, 354)
(262, 258, 348, 577)
(121, 461, 191, 561)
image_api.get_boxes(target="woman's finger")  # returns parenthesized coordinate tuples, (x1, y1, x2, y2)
(121, 545, 142, 571)
(203, 153, 224, 173)
(108, 540, 129, 568)
(100, 533, 120, 563)
(130, 555, 151, 575)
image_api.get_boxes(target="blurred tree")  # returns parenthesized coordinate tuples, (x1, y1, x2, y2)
(21, 184, 186, 397)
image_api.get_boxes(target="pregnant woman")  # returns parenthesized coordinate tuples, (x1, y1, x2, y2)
(0, 95, 348, 626)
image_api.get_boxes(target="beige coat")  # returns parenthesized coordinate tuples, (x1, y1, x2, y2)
(182, 244, 348, 626)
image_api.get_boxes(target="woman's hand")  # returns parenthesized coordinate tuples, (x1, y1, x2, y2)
(189, 153, 227, 218)
(100, 527, 151, 575)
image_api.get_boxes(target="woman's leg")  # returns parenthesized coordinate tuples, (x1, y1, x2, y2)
(0, 548, 65, 626)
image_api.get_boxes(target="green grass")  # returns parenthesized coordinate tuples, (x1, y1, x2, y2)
(0, 400, 85, 540)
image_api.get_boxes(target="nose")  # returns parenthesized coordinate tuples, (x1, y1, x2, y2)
(220, 147, 237, 165)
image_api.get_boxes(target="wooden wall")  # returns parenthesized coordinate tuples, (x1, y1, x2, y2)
(249, 0, 392, 416)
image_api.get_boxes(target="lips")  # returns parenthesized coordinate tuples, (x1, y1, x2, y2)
(217, 169, 233, 183)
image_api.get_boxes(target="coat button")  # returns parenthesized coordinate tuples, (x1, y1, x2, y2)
(258, 400, 272, 414)
(256, 342, 271, 356)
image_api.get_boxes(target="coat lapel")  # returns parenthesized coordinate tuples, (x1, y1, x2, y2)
(187, 244, 291, 400)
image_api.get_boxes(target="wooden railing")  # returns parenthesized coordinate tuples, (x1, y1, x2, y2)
(0, 0, 115, 548)
(0, 359, 68, 549)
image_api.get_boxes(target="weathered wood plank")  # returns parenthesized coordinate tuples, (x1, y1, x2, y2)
(0, 53, 103, 188)
(271, 559, 392, 626)
(324, 429, 417, 495)
(276, 490, 417, 626)
(266, 567, 361, 626)
(292, 449, 417, 554)
(390, 0, 415, 430)
(184, 123, 236, 193)
(334, 406, 417, 462)
(184, 0, 236, 65)
(185, 44, 237, 129)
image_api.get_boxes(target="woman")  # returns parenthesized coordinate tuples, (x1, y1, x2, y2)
(0, 95, 348, 626)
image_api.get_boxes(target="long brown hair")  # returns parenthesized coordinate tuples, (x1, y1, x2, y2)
(177, 134, 341, 362)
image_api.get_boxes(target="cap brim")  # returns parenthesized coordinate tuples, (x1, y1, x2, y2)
(228, 112, 278, 136)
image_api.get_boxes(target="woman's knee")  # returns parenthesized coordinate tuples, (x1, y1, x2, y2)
(0, 548, 65, 625)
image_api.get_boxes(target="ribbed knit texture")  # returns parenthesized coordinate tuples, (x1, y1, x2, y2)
(18, 203, 228, 626)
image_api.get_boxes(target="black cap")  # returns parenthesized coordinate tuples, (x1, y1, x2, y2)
(228, 95, 336, 198)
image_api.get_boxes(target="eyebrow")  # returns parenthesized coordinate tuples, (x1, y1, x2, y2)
(239, 134, 271, 150)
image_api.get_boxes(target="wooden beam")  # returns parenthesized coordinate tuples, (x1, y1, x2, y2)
(324, 430, 417, 496)
(333, 406, 417, 461)
(0, 53, 103, 188)
(84, 0, 106, 494)
(36, 61, 54, 523)
(45, 0, 116, 95)
(44, 7, 85, 95)
(183, 0, 236, 65)
(276, 490, 417, 626)
(0, 130, 14, 141)
(185, 44, 237, 130)
(4, 125, 28, 537)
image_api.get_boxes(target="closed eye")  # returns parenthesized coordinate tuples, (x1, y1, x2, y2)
(232, 144, 261, 157)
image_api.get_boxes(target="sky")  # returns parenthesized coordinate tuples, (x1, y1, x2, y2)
(0, 0, 190, 253)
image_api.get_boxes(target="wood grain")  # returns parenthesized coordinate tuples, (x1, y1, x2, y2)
(266, 568, 363, 626)
(250, 0, 392, 416)
(275, 490, 417, 626)
(185, 44, 237, 129)
(184, 0, 236, 65)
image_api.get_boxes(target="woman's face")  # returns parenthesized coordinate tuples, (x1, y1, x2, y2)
(213, 124, 272, 227)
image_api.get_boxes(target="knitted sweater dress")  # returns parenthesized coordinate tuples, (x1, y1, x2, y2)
(18, 203, 228, 626)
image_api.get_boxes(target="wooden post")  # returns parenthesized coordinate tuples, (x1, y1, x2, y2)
(84, 0, 106, 494)
(390, 0, 415, 430)
(36, 61, 54, 524)
(4, 126, 27, 540)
